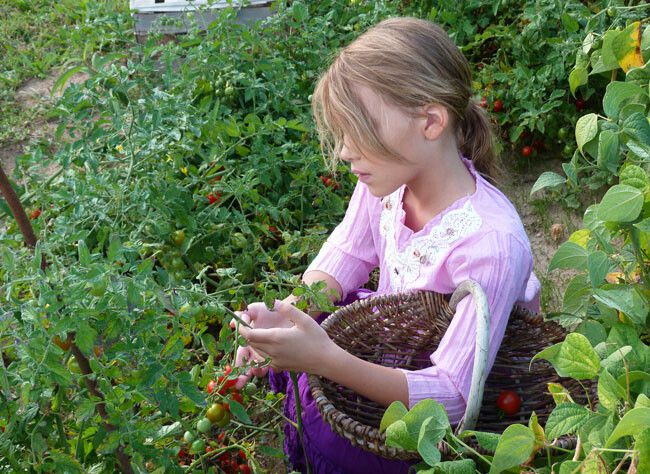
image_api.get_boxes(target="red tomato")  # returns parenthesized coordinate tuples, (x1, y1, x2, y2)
(207, 380, 218, 394)
(575, 98, 586, 110)
(492, 99, 504, 113)
(238, 449, 246, 460)
(521, 146, 533, 157)
(479, 96, 488, 109)
(207, 193, 220, 204)
(30, 208, 42, 219)
(238, 464, 251, 474)
(231, 391, 243, 404)
(224, 365, 232, 376)
(496, 390, 521, 416)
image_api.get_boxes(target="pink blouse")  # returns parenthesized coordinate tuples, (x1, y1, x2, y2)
(305, 157, 541, 424)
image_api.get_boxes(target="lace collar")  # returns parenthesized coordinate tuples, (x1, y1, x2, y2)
(379, 188, 483, 291)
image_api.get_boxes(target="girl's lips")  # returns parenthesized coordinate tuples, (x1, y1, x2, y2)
(354, 172, 371, 183)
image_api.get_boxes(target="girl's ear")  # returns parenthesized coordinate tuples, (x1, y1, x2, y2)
(422, 104, 448, 141)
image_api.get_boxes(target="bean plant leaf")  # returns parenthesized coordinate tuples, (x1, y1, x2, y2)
(611, 21, 645, 72)
(596, 184, 644, 223)
(380, 401, 408, 434)
(460, 430, 500, 452)
(417, 417, 442, 466)
(596, 130, 621, 174)
(575, 113, 598, 152)
(556, 333, 600, 380)
(605, 408, 650, 447)
(547, 383, 574, 405)
(636, 394, 650, 409)
(530, 171, 566, 196)
(558, 461, 582, 474)
(634, 218, 650, 232)
(587, 251, 611, 287)
(598, 368, 626, 411)
(402, 399, 448, 442)
(488, 424, 535, 474)
(548, 242, 588, 271)
(569, 67, 588, 96)
(434, 459, 476, 474)
(545, 402, 592, 439)
(622, 112, 650, 150)
(602, 82, 646, 120)
(594, 287, 649, 325)
(385, 420, 417, 451)
(637, 428, 650, 474)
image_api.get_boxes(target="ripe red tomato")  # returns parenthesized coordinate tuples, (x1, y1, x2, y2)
(479, 96, 488, 109)
(238, 464, 251, 474)
(492, 99, 504, 113)
(496, 390, 521, 416)
(207, 380, 218, 394)
(224, 365, 232, 376)
(207, 193, 220, 204)
(230, 391, 243, 404)
(521, 146, 533, 157)
(575, 98, 586, 111)
(30, 208, 42, 219)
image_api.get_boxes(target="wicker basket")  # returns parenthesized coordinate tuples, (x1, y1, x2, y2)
(308, 284, 597, 461)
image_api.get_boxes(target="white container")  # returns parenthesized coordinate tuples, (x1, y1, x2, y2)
(130, 0, 274, 38)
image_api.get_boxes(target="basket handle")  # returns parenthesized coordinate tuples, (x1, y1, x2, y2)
(448, 279, 490, 434)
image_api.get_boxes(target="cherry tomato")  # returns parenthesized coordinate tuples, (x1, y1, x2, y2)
(492, 99, 504, 113)
(238, 464, 251, 474)
(479, 96, 488, 109)
(206, 403, 226, 423)
(197, 417, 212, 434)
(575, 98, 586, 111)
(207, 380, 218, 394)
(496, 390, 521, 416)
(230, 391, 244, 405)
(207, 193, 220, 205)
(67, 356, 82, 374)
(558, 128, 569, 140)
(29, 208, 42, 219)
(171, 230, 186, 247)
(521, 146, 533, 157)
(216, 409, 231, 427)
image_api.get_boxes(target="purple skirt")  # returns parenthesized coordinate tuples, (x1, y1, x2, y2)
(268, 290, 415, 474)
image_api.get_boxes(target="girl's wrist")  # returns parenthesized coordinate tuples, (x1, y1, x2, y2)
(318, 342, 347, 379)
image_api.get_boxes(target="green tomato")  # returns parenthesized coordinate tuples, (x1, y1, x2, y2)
(67, 356, 82, 374)
(206, 403, 225, 423)
(557, 128, 569, 140)
(215, 410, 231, 428)
(197, 417, 212, 434)
(89, 278, 107, 297)
(244, 382, 258, 396)
(190, 439, 206, 454)
(171, 229, 186, 247)
(183, 430, 195, 443)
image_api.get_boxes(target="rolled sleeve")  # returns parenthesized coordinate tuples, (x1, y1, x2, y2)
(305, 182, 379, 300)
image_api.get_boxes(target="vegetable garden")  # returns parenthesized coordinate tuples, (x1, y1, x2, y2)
(0, 0, 648, 472)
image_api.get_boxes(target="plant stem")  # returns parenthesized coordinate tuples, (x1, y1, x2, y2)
(450, 434, 492, 467)
(290, 371, 311, 474)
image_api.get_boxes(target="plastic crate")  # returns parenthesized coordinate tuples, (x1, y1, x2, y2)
(130, 0, 274, 39)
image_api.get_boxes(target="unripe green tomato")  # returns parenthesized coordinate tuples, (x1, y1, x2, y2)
(215, 409, 231, 428)
(170, 257, 185, 271)
(244, 382, 258, 396)
(183, 430, 195, 443)
(190, 439, 206, 454)
(606, 7, 616, 17)
(557, 128, 569, 140)
(206, 403, 225, 423)
(67, 356, 82, 374)
(172, 229, 186, 247)
(197, 417, 212, 433)
(562, 144, 574, 157)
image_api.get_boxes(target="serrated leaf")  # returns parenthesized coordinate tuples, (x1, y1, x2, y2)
(575, 113, 598, 152)
(380, 401, 408, 434)
(605, 408, 650, 447)
(596, 184, 644, 223)
(549, 242, 588, 271)
(488, 424, 535, 474)
(545, 402, 592, 439)
(153, 422, 182, 442)
(530, 171, 566, 196)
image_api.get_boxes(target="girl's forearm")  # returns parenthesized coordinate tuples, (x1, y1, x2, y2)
(319, 344, 409, 408)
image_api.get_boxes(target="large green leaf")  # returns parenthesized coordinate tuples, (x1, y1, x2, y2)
(434, 459, 476, 474)
(622, 112, 650, 150)
(587, 251, 611, 287)
(417, 417, 442, 466)
(596, 130, 621, 174)
(555, 333, 600, 380)
(596, 184, 644, 223)
(380, 401, 408, 434)
(602, 82, 646, 120)
(402, 399, 449, 442)
(605, 408, 650, 447)
(385, 419, 418, 451)
(488, 424, 535, 474)
(594, 286, 649, 325)
(545, 402, 592, 439)
(530, 171, 566, 196)
(637, 428, 650, 474)
(569, 67, 588, 96)
(548, 242, 588, 271)
(598, 368, 626, 411)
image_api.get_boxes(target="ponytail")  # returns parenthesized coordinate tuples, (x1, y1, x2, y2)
(458, 100, 501, 183)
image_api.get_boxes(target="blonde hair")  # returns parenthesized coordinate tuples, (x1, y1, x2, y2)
(312, 17, 499, 180)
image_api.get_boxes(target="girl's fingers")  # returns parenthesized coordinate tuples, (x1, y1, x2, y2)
(229, 311, 250, 329)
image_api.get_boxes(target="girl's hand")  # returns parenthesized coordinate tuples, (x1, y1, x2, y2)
(230, 303, 293, 388)
(240, 300, 337, 374)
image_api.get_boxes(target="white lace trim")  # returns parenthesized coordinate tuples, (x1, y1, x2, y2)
(380, 189, 482, 290)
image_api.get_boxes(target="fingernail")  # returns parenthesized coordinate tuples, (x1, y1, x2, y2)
(273, 299, 282, 310)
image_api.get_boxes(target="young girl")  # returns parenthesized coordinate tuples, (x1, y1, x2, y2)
(232, 17, 540, 473)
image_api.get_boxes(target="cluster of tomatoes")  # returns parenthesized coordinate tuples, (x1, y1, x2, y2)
(319, 175, 340, 190)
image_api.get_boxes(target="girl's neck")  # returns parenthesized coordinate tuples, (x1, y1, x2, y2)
(402, 149, 476, 233)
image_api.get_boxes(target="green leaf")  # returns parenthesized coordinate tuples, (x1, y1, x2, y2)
(385, 419, 418, 451)
(75, 321, 97, 354)
(593, 287, 649, 325)
(52, 65, 88, 96)
(636, 393, 650, 409)
(596, 130, 620, 174)
(598, 368, 626, 411)
(569, 67, 588, 96)
(434, 459, 476, 473)
(562, 275, 592, 316)
(530, 171, 566, 196)
(227, 398, 252, 424)
(545, 402, 592, 439)
(461, 430, 500, 452)
(548, 242, 588, 271)
(598, 30, 624, 73)
(547, 383, 574, 405)
(561, 12, 579, 33)
(636, 428, 650, 474)
(605, 408, 650, 447)
(417, 417, 442, 466)
(380, 401, 408, 434)
(153, 421, 182, 442)
(596, 184, 644, 223)
(77, 240, 91, 266)
(488, 424, 535, 474)
(555, 333, 600, 380)
(622, 112, 650, 148)
(634, 218, 650, 232)
(402, 399, 449, 442)
(107, 236, 122, 262)
(601, 345, 633, 371)
(558, 460, 582, 474)
(575, 113, 598, 152)
(602, 82, 646, 120)
(587, 251, 611, 287)
(532, 342, 562, 367)
(576, 320, 608, 347)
